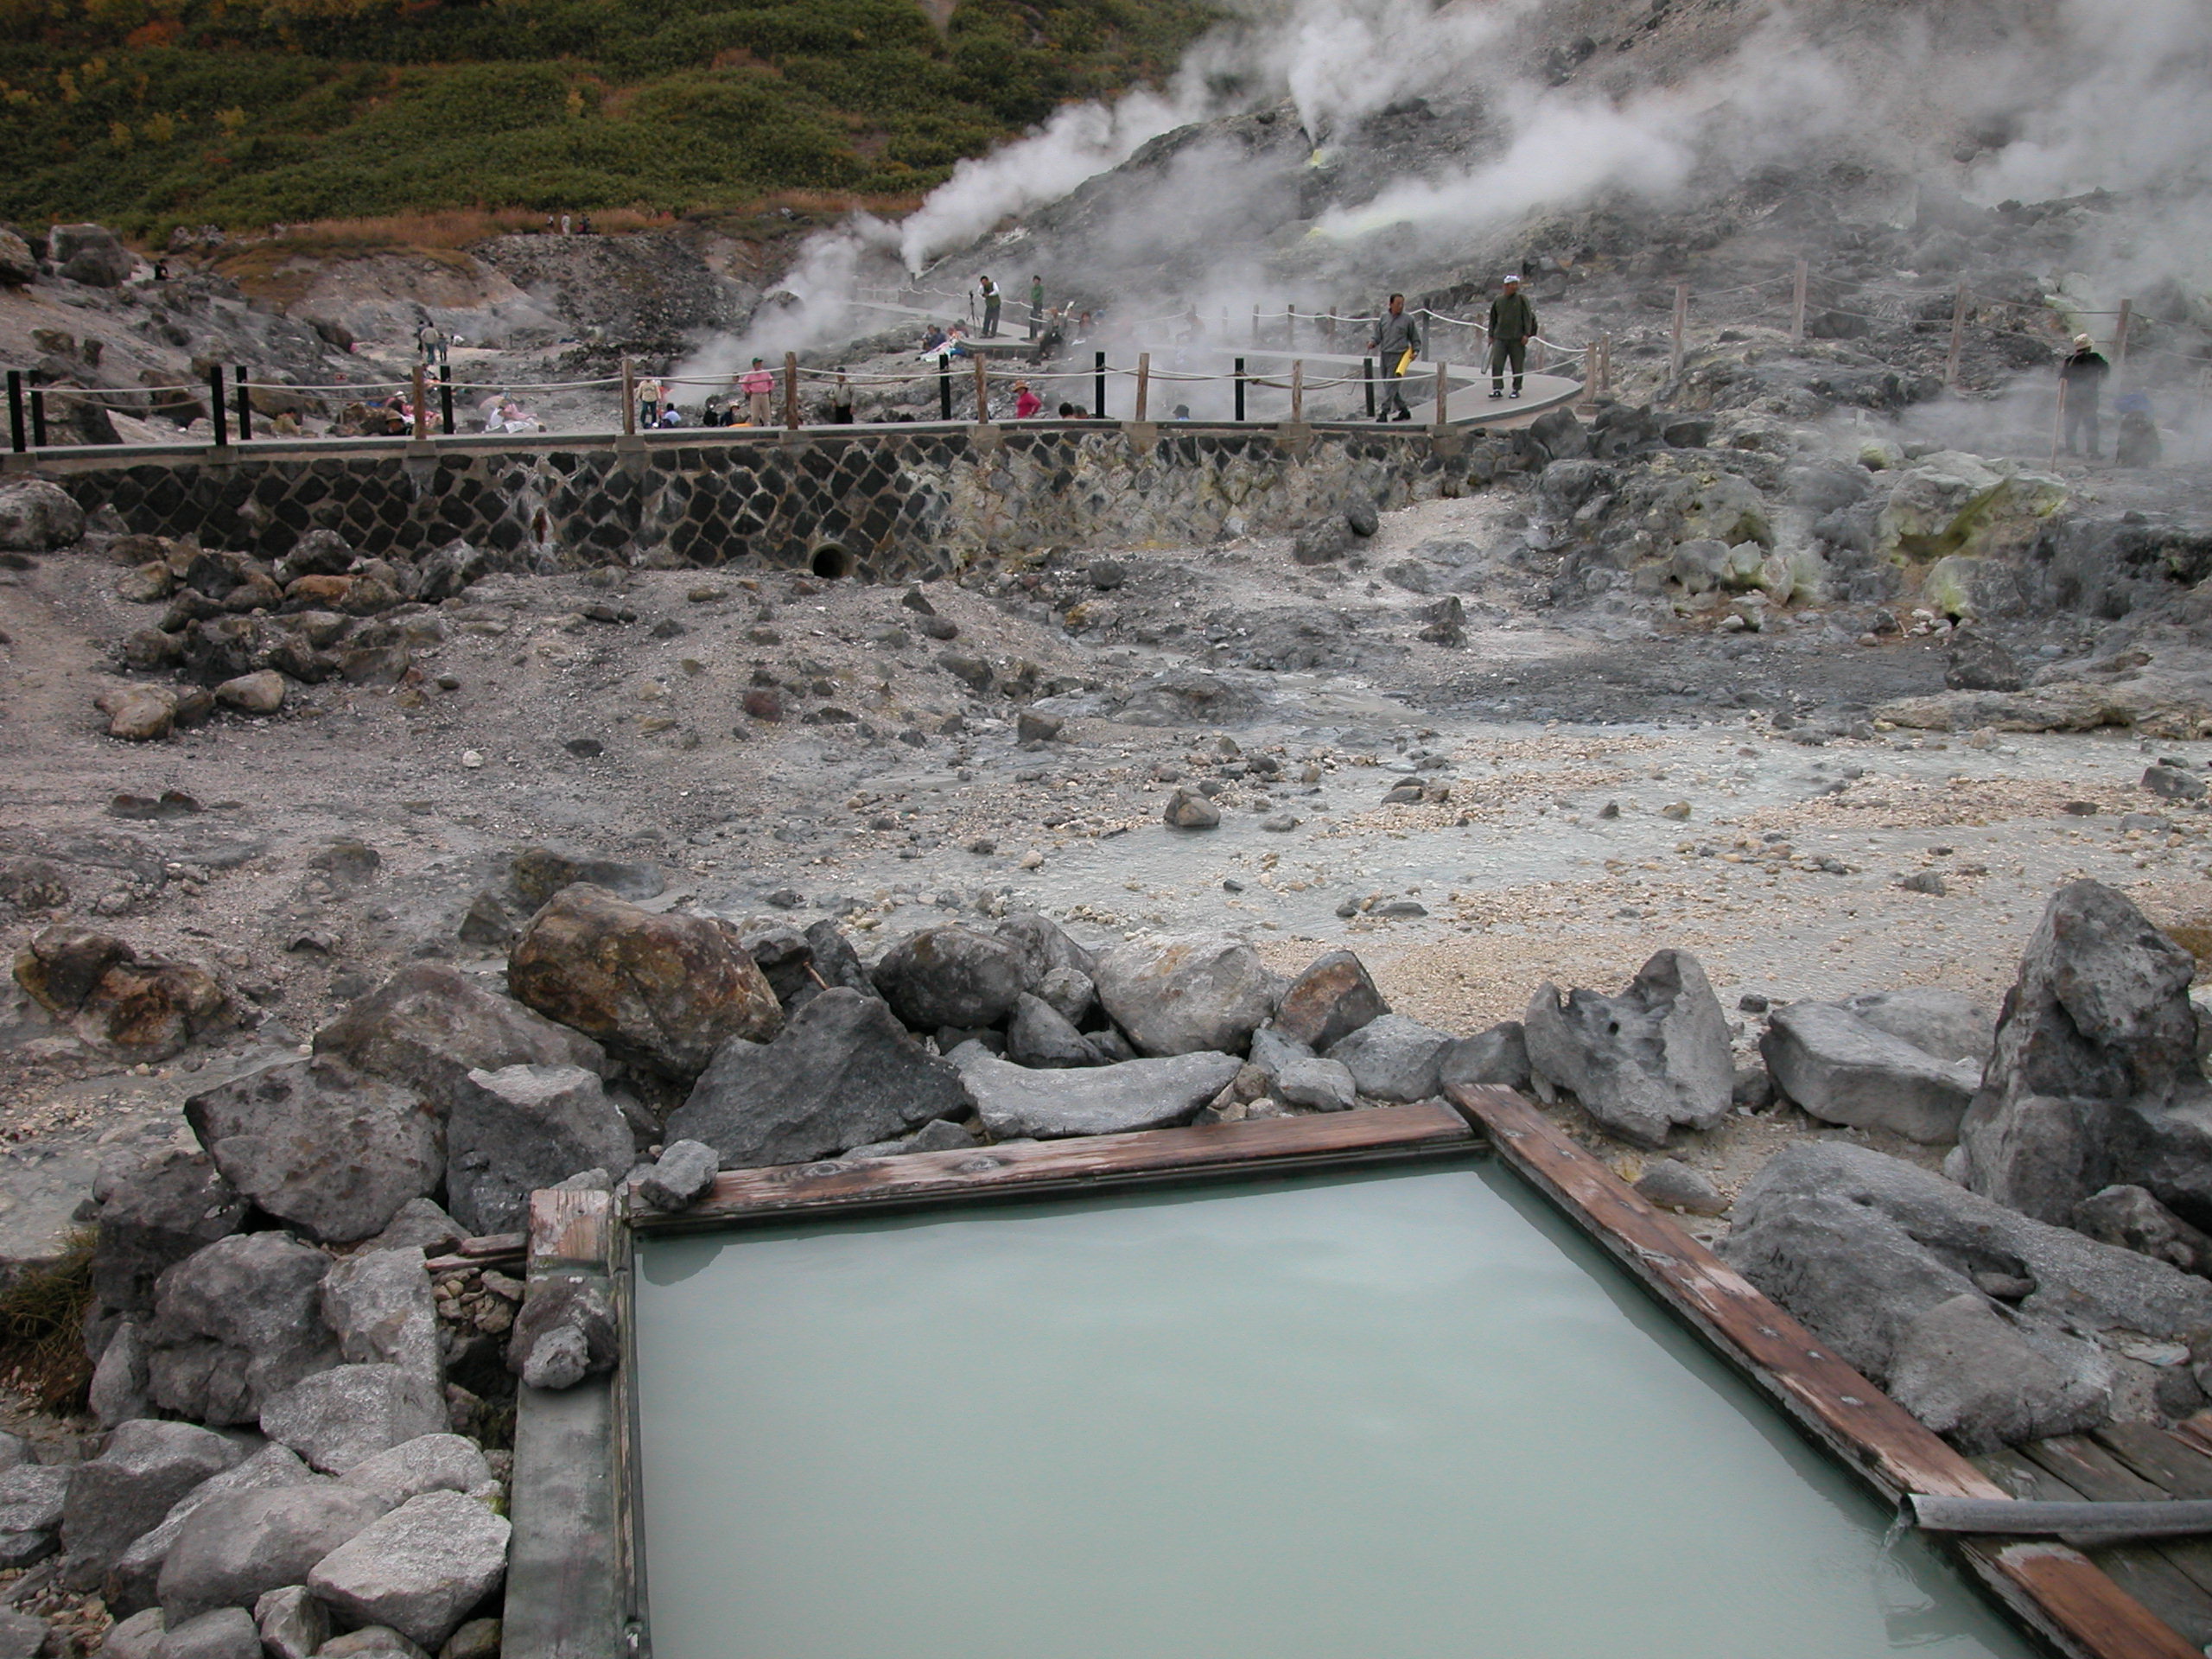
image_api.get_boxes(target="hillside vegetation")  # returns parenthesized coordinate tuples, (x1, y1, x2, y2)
(0, 0, 1217, 238)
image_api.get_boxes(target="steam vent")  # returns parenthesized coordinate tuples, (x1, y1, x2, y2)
(3, 0, 2212, 1653)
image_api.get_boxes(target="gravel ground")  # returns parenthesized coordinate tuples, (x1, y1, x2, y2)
(4, 490, 2210, 1268)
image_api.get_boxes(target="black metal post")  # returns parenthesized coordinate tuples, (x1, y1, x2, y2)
(1094, 352, 1106, 419)
(1234, 357, 1246, 423)
(1363, 357, 1376, 418)
(234, 367, 251, 442)
(29, 390, 46, 448)
(209, 366, 227, 447)
(439, 367, 454, 435)
(5, 372, 22, 454)
(938, 354, 952, 422)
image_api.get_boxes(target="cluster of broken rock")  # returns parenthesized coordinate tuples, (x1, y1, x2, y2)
(11, 861, 2212, 1657)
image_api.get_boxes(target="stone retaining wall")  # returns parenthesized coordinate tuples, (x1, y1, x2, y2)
(17, 421, 1497, 578)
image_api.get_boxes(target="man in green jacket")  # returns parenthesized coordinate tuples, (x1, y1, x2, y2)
(1027, 275, 1046, 340)
(1488, 275, 1538, 399)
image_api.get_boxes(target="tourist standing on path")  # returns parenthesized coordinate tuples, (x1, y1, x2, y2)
(416, 318, 449, 372)
(637, 373, 663, 428)
(740, 357, 775, 425)
(1027, 276, 1045, 339)
(2061, 333, 2110, 459)
(1488, 275, 1537, 399)
(1368, 293, 1420, 422)
(979, 275, 1001, 338)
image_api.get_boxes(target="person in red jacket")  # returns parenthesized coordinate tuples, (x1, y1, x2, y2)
(1014, 380, 1042, 419)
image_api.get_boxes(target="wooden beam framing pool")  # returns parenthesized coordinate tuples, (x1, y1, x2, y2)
(1447, 1083, 2201, 1659)
(503, 1091, 2203, 1659)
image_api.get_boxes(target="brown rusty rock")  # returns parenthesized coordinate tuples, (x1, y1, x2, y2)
(1274, 949, 1390, 1051)
(95, 685, 178, 741)
(15, 926, 230, 1057)
(286, 575, 354, 608)
(15, 926, 134, 1013)
(507, 884, 781, 1079)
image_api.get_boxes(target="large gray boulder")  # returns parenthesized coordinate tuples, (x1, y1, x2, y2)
(88, 1149, 246, 1316)
(667, 989, 971, 1168)
(308, 1492, 511, 1651)
(1325, 1014, 1452, 1103)
(869, 926, 1027, 1031)
(143, 1234, 340, 1425)
(89, 1319, 150, 1428)
(1951, 880, 2212, 1225)
(444, 1064, 634, 1235)
(1884, 1294, 2113, 1452)
(252, 1586, 325, 1659)
(995, 912, 1097, 1011)
(321, 1249, 442, 1384)
(1840, 988, 1997, 1068)
(1761, 1001, 1980, 1142)
(151, 1608, 258, 1659)
(259, 1365, 446, 1475)
(0, 1465, 71, 1536)
(1524, 950, 1733, 1146)
(107, 1446, 319, 1616)
(506, 885, 782, 1080)
(184, 1057, 442, 1244)
(1438, 1021, 1530, 1092)
(315, 963, 607, 1115)
(0, 480, 86, 551)
(2074, 1185, 2212, 1276)
(1092, 934, 1278, 1058)
(339, 1436, 492, 1510)
(1005, 994, 1098, 1068)
(156, 1484, 388, 1624)
(1722, 1140, 2212, 1447)
(953, 1046, 1241, 1138)
(1273, 950, 1389, 1052)
(60, 1421, 245, 1592)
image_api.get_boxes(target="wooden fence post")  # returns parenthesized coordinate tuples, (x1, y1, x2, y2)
(1582, 343, 1599, 410)
(1670, 283, 1688, 378)
(1790, 258, 1808, 345)
(1434, 361, 1448, 425)
(972, 354, 988, 423)
(783, 353, 799, 429)
(4, 371, 22, 454)
(1135, 353, 1151, 423)
(620, 359, 636, 435)
(410, 365, 427, 440)
(2115, 298, 2134, 379)
(1290, 359, 1303, 424)
(234, 365, 252, 442)
(1945, 281, 1968, 389)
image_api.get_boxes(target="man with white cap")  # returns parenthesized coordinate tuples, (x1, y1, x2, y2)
(1488, 275, 1538, 399)
(2060, 332, 2110, 459)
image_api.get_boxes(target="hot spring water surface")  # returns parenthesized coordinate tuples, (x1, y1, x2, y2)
(633, 1162, 2036, 1659)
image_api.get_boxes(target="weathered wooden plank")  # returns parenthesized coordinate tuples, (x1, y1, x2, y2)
(1448, 1085, 2201, 1659)
(2026, 1438, 2172, 1503)
(1977, 1451, 2212, 1622)
(1446, 1084, 2001, 1504)
(644, 1102, 1475, 1228)
(2100, 1424, 2212, 1501)
(1973, 1541, 2212, 1657)
(2171, 1412, 2212, 1462)
(527, 1187, 613, 1269)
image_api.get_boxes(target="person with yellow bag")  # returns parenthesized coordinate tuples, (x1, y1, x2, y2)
(1368, 293, 1421, 423)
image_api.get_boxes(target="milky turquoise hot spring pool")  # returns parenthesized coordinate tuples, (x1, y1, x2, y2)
(632, 1160, 2036, 1659)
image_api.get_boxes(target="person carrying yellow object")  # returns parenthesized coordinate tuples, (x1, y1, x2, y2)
(1368, 293, 1421, 423)
(1488, 275, 1538, 399)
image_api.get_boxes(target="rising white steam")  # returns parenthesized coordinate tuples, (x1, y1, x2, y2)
(669, 216, 898, 391)
(896, 89, 1202, 273)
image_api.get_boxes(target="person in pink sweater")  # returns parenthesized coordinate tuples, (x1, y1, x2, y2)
(740, 358, 776, 425)
(1014, 380, 1042, 419)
